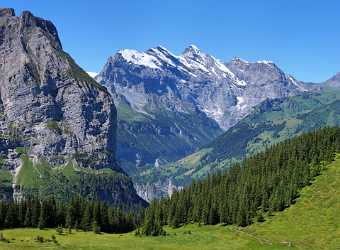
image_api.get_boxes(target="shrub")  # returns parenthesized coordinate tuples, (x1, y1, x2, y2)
(51, 235, 58, 244)
(56, 226, 63, 235)
(0, 232, 5, 241)
(92, 221, 101, 234)
(46, 120, 61, 134)
(35, 235, 44, 243)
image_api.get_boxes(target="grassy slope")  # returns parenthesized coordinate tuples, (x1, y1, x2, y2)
(2, 154, 339, 250)
(137, 88, 340, 186)
(116, 98, 222, 175)
(14, 155, 133, 203)
(243, 153, 340, 249)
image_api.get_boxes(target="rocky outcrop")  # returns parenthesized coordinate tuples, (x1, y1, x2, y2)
(0, 8, 117, 170)
(0, 8, 145, 206)
(134, 178, 182, 202)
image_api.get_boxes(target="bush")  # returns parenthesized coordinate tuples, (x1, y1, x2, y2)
(56, 226, 63, 235)
(51, 235, 58, 244)
(0, 232, 5, 241)
(35, 235, 44, 243)
(46, 120, 61, 134)
(92, 221, 101, 234)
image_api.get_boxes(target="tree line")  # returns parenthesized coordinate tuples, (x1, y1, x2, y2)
(0, 195, 143, 233)
(142, 127, 340, 235)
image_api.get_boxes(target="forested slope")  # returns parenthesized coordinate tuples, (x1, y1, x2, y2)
(143, 127, 340, 232)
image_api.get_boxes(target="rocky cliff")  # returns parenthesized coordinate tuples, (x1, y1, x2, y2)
(0, 8, 145, 206)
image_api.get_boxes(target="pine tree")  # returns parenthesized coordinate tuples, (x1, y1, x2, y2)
(24, 207, 32, 227)
(4, 203, 16, 228)
(38, 202, 47, 229)
(65, 206, 73, 229)
(81, 203, 92, 231)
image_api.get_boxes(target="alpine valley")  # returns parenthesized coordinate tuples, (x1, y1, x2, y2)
(1, 5, 340, 250)
(94, 44, 340, 201)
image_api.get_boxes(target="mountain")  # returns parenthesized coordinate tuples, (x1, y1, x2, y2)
(325, 72, 340, 88)
(135, 88, 340, 199)
(0, 8, 145, 206)
(96, 45, 316, 178)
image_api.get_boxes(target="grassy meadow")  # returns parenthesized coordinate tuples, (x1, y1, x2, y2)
(0, 155, 339, 250)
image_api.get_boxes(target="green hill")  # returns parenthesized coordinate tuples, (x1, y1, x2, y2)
(1, 154, 339, 250)
(0, 151, 146, 207)
(134, 88, 340, 187)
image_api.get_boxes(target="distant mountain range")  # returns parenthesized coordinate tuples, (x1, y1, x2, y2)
(96, 45, 319, 180)
(94, 44, 338, 201)
(134, 87, 340, 200)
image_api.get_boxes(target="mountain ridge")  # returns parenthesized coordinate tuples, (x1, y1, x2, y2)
(96, 45, 318, 187)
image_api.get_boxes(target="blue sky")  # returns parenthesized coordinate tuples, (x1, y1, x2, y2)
(3, 0, 340, 82)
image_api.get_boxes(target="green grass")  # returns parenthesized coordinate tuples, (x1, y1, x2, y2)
(2, 155, 339, 250)
(14, 155, 131, 202)
(0, 225, 286, 250)
(116, 99, 147, 122)
(140, 89, 340, 188)
(243, 153, 340, 250)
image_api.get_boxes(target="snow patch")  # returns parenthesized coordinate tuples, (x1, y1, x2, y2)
(149, 47, 176, 67)
(119, 49, 160, 69)
(87, 72, 98, 78)
(288, 75, 308, 91)
(236, 96, 248, 110)
(256, 60, 273, 65)
(203, 107, 224, 121)
(212, 57, 235, 78)
(234, 79, 247, 86)
(232, 57, 249, 64)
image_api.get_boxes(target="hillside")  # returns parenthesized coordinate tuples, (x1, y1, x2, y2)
(134, 88, 340, 196)
(243, 153, 340, 249)
(1, 154, 339, 250)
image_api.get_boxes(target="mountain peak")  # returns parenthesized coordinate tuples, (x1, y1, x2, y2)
(117, 49, 160, 69)
(0, 8, 15, 17)
(256, 60, 274, 65)
(183, 44, 201, 56)
(231, 57, 249, 64)
(325, 72, 340, 88)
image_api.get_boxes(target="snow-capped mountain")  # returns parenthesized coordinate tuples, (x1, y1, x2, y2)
(97, 45, 314, 130)
(96, 45, 318, 200)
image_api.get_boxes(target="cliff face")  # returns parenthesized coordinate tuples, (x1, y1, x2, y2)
(0, 8, 145, 206)
(0, 8, 117, 170)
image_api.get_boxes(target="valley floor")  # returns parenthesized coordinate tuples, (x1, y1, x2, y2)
(1, 155, 339, 250)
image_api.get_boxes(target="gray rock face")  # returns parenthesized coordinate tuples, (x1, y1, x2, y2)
(134, 178, 182, 202)
(97, 45, 314, 131)
(96, 46, 224, 172)
(0, 9, 117, 170)
(0, 8, 147, 206)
